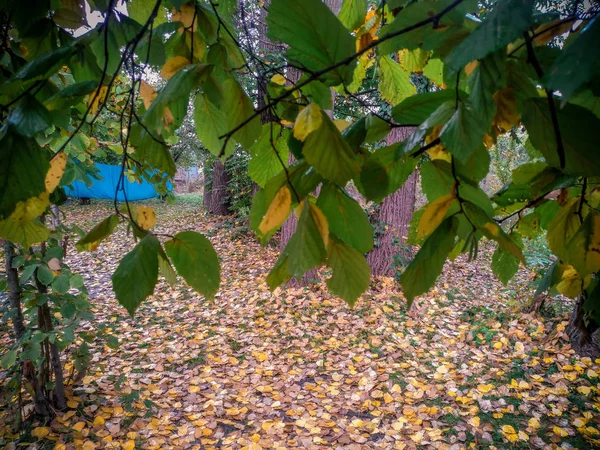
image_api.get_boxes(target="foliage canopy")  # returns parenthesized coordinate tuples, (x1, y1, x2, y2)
(0, 0, 599, 323)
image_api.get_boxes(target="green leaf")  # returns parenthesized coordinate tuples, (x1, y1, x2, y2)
(326, 238, 370, 307)
(339, 0, 367, 31)
(440, 101, 486, 162)
(128, 0, 167, 26)
(0, 129, 50, 220)
(158, 247, 177, 286)
(75, 215, 119, 252)
(112, 235, 160, 317)
(0, 349, 17, 370)
(220, 76, 261, 150)
(317, 183, 373, 253)
(0, 218, 49, 248)
(361, 144, 418, 202)
(565, 211, 600, 278)
(164, 231, 221, 300)
(423, 58, 445, 86)
(522, 99, 600, 177)
(445, 0, 534, 74)
(547, 197, 580, 264)
(248, 125, 289, 188)
(378, 56, 416, 106)
(303, 110, 360, 185)
(267, 0, 355, 86)
(271, 203, 327, 282)
(144, 64, 210, 135)
(391, 90, 457, 125)
(129, 124, 176, 178)
(400, 216, 458, 304)
(379, 1, 467, 55)
(70, 274, 84, 289)
(52, 274, 70, 294)
(250, 162, 322, 245)
(37, 265, 54, 286)
(464, 202, 524, 261)
(492, 237, 521, 285)
(544, 18, 600, 101)
(12, 46, 74, 81)
(194, 93, 233, 157)
(493, 162, 575, 207)
(8, 95, 53, 137)
(468, 51, 506, 130)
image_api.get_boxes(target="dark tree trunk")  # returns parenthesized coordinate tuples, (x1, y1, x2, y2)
(566, 294, 600, 358)
(4, 240, 25, 341)
(209, 160, 230, 215)
(367, 127, 417, 277)
(35, 269, 66, 410)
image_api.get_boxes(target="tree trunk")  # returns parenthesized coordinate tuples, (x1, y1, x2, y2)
(367, 127, 417, 277)
(4, 240, 25, 341)
(277, 1, 340, 286)
(566, 294, 600, 358)
(209, 160, 230, 215)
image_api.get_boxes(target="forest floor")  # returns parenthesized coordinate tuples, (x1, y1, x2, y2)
(2, 196, 600, 450)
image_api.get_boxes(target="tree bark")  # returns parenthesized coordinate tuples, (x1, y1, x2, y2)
(209, 159, 230, 215)
(566, 293, 600, 358)
(367, 127, 417, 277)
(4, 240, 25, 341)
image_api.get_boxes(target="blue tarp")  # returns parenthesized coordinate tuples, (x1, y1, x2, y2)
(65, 163, 168, 201)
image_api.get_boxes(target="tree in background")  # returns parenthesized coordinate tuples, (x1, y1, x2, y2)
(367, 127, 417, 276)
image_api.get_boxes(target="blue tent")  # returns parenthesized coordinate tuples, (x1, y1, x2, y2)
(65, 163, 169, 201)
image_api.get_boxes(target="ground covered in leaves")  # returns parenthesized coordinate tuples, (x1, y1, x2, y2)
(2, 196, 600, 449)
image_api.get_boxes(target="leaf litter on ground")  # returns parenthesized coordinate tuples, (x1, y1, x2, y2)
(1, 197, 600, 449)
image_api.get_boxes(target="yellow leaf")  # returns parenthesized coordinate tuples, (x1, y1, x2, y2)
(258, 186, 292, 235)
(72, 421, 86, 432)
(88, 85, 109, 116)
(425, 125, 450, 161)
(533, 20, 573, 46)
(136, 206, 156, 230)
(172, 3, 197, 29)
(557, 265, 586, 298)
(502, 425, 519, 442)
(93, 416, 105, 427)
(399, 48, 430, 73)
(310, 203, 329, 249)
(553, 426, 569, 437)
(493, 87, 520, 133)
(468, 416, 480, 427)
(67, 399, 79, 408)
(577, 386, 591, 395)
(477, 384, 493, 393)
(493, 341, 503, 349)
(8, 192, 50, 224)
(436, 365, 448, 374)
(122, 440, 135, 450)
(160, 56, 191, 80)
(333, 119, 350, 132)
(528, 417, 541, 429)
(46, 153, 67, 193)
(293, 103, 322, 142)
(139, 81, 157, 110)
(32, 427, 51, 439)
(271, 74, 286, 85)
(418, 194, 455, 239)
(255, 352, 268, 362)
